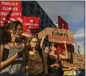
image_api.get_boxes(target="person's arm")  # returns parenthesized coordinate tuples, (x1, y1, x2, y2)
(0, 44, 4, 61)
(63, 67, 73, 71)
(0, 44, 9, 62)
(59, 43, 68, 59)
(63, 66, 78, 71)
(21, 32, 32, 38)
(40, 35, 46, 48)
(51, 64, 59, 68)
(48, 63, 59, 69)
(25, 60, 30, 71)
(0, 54, 17, 69)
(0, 52, 20, 70)
(25, 66, 30, 71)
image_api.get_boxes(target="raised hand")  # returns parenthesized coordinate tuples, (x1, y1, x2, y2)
(40, 35, 47, 48)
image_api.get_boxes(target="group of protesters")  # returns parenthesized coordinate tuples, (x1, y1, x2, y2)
(0, 21, 84, 76)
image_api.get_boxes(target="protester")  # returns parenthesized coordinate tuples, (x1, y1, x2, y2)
(25, 37, 44, 76)
(0, 27, 12, 69)
(40, 35, 68, 76)
(62, 44, 78, 76)
(40, 35, 50, 75)
(0, 21, 28, 76)
(47, 42, 68, 76)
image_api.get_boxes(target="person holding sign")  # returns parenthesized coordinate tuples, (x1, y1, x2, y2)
(62, 44, 78, 76)
(47, 41, 68, 76)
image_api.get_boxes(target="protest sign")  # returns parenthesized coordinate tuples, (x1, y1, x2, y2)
(73, 53, 85, 69)
(23, 16, 40, 34)
(0, 1, 23, 27)
(62, 53, 85, 69)
(38, 27, 74, 44)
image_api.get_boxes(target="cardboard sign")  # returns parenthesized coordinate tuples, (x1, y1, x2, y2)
(73, 53, 85, 69)
(62, 60, 71, 67)
(38, 27, 74, 44)
(0, 1, 23, 27)
(62, 53, 85, 69)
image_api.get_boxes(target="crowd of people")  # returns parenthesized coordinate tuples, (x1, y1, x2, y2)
(0, 21, 84, 76)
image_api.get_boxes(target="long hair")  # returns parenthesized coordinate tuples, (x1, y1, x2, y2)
(0, 27, 11, 44)
(7, 21, 23, 31)
(27, 36, 40, 51)
(6, 21, 23, 42)
(50, 42, 58, 51)
(50, 42, 58, 48)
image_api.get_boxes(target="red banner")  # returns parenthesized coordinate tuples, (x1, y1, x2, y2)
(0, 1, 23, 27)
(58, 16, 69, 50)
(23, 16, 40, 33)
(58, 16, 68, 30)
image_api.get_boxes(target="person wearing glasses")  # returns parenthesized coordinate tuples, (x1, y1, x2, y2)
(25, 37, 44, 76)
(0, 21, 31, 76)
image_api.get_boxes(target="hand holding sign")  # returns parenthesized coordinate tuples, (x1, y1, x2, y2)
(64, 41, 67, 49)
(40, 35, 48, 48)
(64, 41, 66, 44)
(38, 28, 74, 44)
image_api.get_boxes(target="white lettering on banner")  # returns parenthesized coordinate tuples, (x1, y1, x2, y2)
(0, 12, 21, 17)
(0, 12, 8, 16)
(10, 13, 21, 16)
(3, 7, 11, 11)
(2, 7, 18, 11)
(0, 1, 22, 27)
(1, 2, 18, 6)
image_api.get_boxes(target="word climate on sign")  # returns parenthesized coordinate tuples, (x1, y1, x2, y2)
(38, 27, 74, 44)
(0, 1, 22, 27)
(52, 30, 68, 37)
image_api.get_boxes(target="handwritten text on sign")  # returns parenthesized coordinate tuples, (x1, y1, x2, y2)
(38, 28, 74, 44)
(62, 53, 85, 69)
(48, 35, 74, 44)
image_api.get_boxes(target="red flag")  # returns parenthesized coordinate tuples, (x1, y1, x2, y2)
(58, 16, 68, 30)
(23, 16, 40, 34)
(55, 47, 64, 54)
(58, 16, 68, 51)
(58, 43, 65, 50)
(0, 1, 23, 27)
